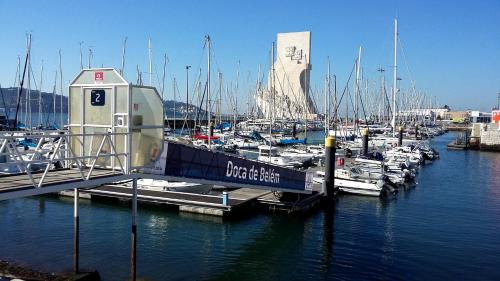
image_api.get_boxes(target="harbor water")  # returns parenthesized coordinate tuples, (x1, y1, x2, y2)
(0, 132, 499, 280)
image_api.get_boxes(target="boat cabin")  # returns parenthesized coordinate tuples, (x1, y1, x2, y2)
(258, 145, 279, 157)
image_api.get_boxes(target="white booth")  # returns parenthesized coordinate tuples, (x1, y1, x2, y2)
(68, 68, 164, 172)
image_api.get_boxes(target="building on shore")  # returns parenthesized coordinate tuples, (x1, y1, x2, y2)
(470, 110, 500, 151)
(470, 111, 491, 123)
(257, 31, 318, 120)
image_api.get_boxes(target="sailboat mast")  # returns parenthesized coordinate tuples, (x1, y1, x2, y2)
(326, 57, 331, 134)
(38, 62, 43, 127)
(59, 49, 63, 128)
(26, 40, 31, 130)
(173, 78, 176, 136)
(217, 71, 222, 127)
(269, 42, 275, 156)
(392, 18, 398, 137)
(79, 42, 84, 70)
(148, 38, 152, 86)
(354, 46, 362, 135)
(206, 35, 212, 147)
(120, 37, 127, 75)
(161, 53, 167, 101)
(304, 54, 308, 141)
(53, 71, 57, 126)
(14, 36, 31, 130)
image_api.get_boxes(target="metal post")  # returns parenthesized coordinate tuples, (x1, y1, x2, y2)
(73, 188, 79, 273)
(398, 126, 403, 146)
(131, 178, 137, 281)
(222, 191, 228, 206)
(362, 128, 369, 157)
(323, 136, 336, 198)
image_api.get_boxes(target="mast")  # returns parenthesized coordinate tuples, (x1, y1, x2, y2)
(235, 61, 240, 130)
(217, 71, 222, 127)
(79, 42, 84, 70)
(333, 74, 337, 132)
(173, 78, 176, 136)
(392, 18, 398, 137)
(324, 63, 328, 135)
(206, 35, 212, 147)
(185, 65, 191, 135)
(26, 41, 31, 130)
(38, 62, 43, 127)
(59, 49, 63, 128)
(304, 54, 308, 142)
(120, 37, 127, 75)
(377, 67, 385, 123)
(14, 35, 31, 130)
(354, 46, 362, 135)
(148, 38, 152, 86)
(326, 57, 331, 135)
(53, 71, 57, 126)
(269, 41, 275, 158)
(161, 53, 167, 101)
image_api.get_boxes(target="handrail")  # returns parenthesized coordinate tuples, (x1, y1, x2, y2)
(0, 131, 130, 188)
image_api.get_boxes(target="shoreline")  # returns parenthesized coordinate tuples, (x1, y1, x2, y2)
(0, 260, 100, 281)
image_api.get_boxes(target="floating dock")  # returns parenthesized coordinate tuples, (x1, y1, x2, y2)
(65, 184, 323, 217)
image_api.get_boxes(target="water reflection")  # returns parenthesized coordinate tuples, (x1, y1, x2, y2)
(319, 207, 335, 280)
(38, 197, 45, 214)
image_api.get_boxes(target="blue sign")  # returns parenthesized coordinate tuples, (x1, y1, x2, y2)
(161, 142, 312, 193)
(91, 89, 105, 106)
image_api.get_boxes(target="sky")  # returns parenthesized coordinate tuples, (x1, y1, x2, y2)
(0, 0, 499, 113)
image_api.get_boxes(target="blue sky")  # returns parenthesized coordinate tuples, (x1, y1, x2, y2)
(0, 0, 499, 112)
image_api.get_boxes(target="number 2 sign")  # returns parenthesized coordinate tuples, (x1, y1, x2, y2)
(91, 89, 105, 106)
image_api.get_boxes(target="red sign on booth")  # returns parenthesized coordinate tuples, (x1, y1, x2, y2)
(94, 72, 104, 81)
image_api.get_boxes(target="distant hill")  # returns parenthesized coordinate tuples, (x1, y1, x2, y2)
(0, 87, 68, 117)
(163, 99, 207, 119)
(0, 87, 226, 120)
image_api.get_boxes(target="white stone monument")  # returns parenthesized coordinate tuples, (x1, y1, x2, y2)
(257, 31, 317, 120)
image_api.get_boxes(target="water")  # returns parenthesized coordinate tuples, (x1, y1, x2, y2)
(1, 133, 500, 280)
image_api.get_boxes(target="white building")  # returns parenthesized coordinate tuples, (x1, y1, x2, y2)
(470, 111, 491, 123)
(257, 31, 318, 120)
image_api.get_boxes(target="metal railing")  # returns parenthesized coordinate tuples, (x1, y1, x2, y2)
(0, 130, 129, 188)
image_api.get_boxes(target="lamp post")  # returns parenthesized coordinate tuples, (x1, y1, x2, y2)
(186, 65, 191, 134)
